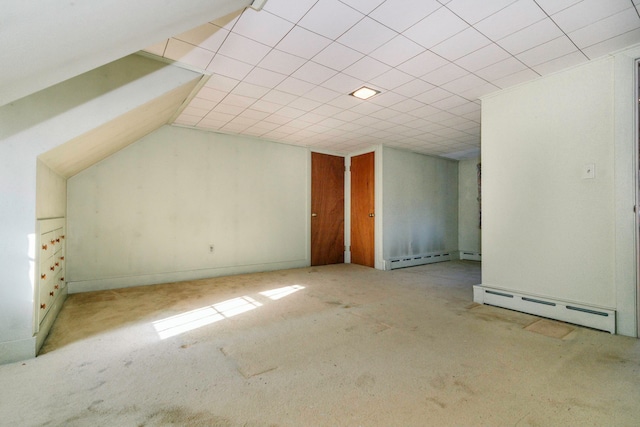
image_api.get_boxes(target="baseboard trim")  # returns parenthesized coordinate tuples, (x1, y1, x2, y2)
(67, 259, 309, 293)
(473, 285, 616, 334)
(459, 251, 481, 261)
(386, 250, 456, 270)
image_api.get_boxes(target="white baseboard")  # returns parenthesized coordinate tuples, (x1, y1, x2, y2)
(460, 251, 481, 261)
(386, 250, 456, 270)
(67, 259, 309, 293)
(473, 285, 616, 334)
(0, 337, 36, 365)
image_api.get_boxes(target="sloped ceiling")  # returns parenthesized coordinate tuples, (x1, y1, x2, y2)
(39, 76, 205, 178)
(145, 0, 640, 159)
(0, 0, 251, 107)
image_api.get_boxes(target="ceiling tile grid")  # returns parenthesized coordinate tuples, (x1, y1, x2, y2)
(144, 0, 640, 160)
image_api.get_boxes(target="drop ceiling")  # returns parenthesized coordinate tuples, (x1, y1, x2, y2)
(146, 0, 640, 159)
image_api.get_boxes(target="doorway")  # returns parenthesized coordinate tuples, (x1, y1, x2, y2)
(350, 151, 375, 267)
(310, 152, 344, 266)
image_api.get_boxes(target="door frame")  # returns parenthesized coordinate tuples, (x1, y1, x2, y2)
(346, 145, 383, 270)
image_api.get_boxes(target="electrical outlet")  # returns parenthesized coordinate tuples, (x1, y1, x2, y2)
(209, 244, 215, 253)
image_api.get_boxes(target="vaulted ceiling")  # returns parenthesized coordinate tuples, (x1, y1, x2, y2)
(145, 0, 640, 159)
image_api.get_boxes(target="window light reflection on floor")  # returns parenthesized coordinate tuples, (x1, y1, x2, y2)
(259, 285, 305, 300)
(152, 285, 305, 339)
(153, 296, 262, 340)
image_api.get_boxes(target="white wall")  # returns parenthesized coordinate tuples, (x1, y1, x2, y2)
(458, 157, 481, 254)
(382, 146, 458, 261)
(67, 126, 309, 292)
(36, 160, 67, 220)
(0, 55, 202, 363)
(481, 53, 636, 335)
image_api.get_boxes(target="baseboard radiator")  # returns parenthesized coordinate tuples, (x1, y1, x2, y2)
(473, 285, 616, 334)
(460, 251, 481, 261)
(387, 251, 453, 270)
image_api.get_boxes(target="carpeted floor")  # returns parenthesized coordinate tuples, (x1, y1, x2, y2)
(1, 261, 639, 426)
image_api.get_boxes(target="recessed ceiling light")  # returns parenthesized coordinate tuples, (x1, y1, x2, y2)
(350, 86, 380, 100)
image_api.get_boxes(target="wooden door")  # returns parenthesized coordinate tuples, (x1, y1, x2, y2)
(311, 153, 344, 266)
(350, 152, 375, 267)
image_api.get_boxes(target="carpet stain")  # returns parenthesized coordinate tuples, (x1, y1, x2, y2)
(425, 397, 447, 409)
(355, 373, 376, 389)
(143, 406, 233, 426)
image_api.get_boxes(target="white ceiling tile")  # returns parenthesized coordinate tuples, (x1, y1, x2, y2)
(567, 8, 640, 49)
(475, 0, 547, 41)
(368, 107, 402, 120)
(369, 0, 442, 32)
(258, 49, 306, 75)
(198, 117, 227, 128)
(445, 0, 517, 24)
(231, 82, 271, 98)
(389, 98, 426, 113)
(343, 56, 392, 81)
(298, 0, 364, 39)
(313, 42, 365, 71)
(204, 110, 236, 122)
(217, 33, 271, 65)
(581, 28, 640, 59)
(181, 105, 209, 117)
(292, 61, 338, 84)
(321, 73, 364, 93)
(164, 39, 215, 69)
(340, 0, 386, 14)
(404, 7, 469, 48)
(431, 27, 492, 61)
(333, 109, 363, 122)
(454, 43, 511, 71)
(349, 101, 384, 115)
(197, 87, 227, 103)
(275, 77, 315, 96)
(414, 87, 454, 104)
(393, 79, 435, 98)
(516, 36, 580, 67)
(370, 69, 414, 90)
(497, 18, 564, 55)
(397, 50, 449, 77)
(533, 0, 581, 15)
(430, 95, 469, 110)
(243, 67, 288, 88)
(475, 56, 528, 81)
(422, 63, 469, 85)
(369, 91, 407, 107)
(327, 94, 362, 109)
(232, 9, 295, 47)
(205, 75, 240, 92)
(175, 114, 200, 127)
(207, 54, 253, 80)
(221, 93, 256, 108)
(531, 50, 590, 75)
(298, 112, 327, 124)
(263, 0, 318, 23)
(189, 97, 218, 111)
(441, 73, 487, 94)
(551, 0, 632, 33)
(252, 99, 285, 113)
(263, 114, 293, 125)
(276, 26, 332, 59)
(458, 81, 500, 100)
(212, 102, 245, 116)
(318, 117, 347, 128)
(288, 97, 323, 112)
(240, 109, 271, 121)
(313, 104, 343, 117)
(369, 35, 425, 67)
(304, 86, 342, 103)
(491, 68, 539, 88)
(174, 24, 228, 53)
(262, 89, 299, 105)
(276, 106, 306, 118)
(337, 17, 397, 54)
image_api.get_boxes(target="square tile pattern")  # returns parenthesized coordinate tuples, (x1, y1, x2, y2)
(150, 0, 640, 159)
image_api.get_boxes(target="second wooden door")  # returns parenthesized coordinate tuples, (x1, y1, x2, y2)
(350, 152, 375, 268)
